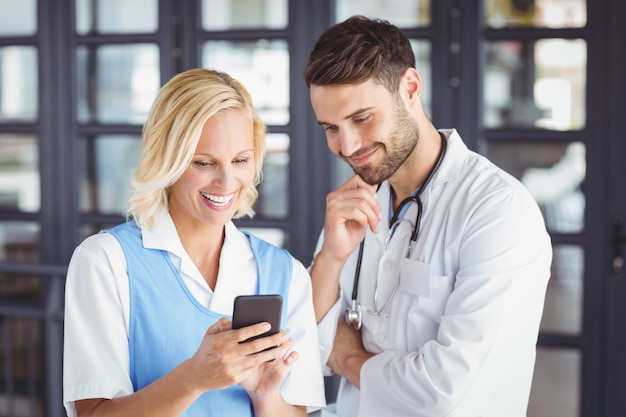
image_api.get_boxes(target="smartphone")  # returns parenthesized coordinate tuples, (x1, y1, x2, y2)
(232, 294, 283, 344)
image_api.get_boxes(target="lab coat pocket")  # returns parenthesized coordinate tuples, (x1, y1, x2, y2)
(399, 258, 455, 299)
(399, 258, 431, 298)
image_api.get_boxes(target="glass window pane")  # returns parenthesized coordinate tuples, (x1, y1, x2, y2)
(528, 348, 580, 417)
(0, 221, 40, 263)
(75, 0, 158, 34)
(0, 46, 38, 122)
(203, 40, 289, 125)
(202, 0, 287, 30)
(541, 244, 583, 334)
(0, 0, 36, 36)
(76, 44, 160, 124)
(484, 39, 586, 130)
(485, 0, 586, 28)
(0, 317, 44, 400)
(77, 135, 141, 215)
(80, 222, 119, 242)
(0, 272, 41, 299)
(256, 133, 289, 219)
(486, 142, 586, 234)
(336, 0, 431, 27)
(0, 134, 39, 212)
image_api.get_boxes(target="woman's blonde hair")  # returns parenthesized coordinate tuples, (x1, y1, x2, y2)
(127, 68, 266, 230)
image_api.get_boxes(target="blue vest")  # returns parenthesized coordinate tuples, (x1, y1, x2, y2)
(104, 221, 292, 417)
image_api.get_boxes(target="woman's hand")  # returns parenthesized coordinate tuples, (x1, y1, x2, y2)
(239, 331, 298, 399)
(74, 318, 295, 417)
(186, 318, 291, 393)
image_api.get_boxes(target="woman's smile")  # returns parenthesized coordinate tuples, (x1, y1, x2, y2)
(200, 191, 236, 210)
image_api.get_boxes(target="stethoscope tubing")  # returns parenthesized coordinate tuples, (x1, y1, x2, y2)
(346, 133, 448, 329)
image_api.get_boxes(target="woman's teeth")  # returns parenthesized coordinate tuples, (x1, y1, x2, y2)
(201, 192, 234, 207)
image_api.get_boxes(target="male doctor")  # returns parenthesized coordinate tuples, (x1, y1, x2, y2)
(304, 16, 552, 417)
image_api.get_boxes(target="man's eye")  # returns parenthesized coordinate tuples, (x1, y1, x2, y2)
(355, 114, 371, 123)
(323, 125, 338, 132)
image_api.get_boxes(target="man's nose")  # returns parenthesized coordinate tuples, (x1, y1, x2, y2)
(339, 128, 361, 157)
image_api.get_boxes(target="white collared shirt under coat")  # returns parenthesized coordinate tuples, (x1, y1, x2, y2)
(315, 129, 552, 417)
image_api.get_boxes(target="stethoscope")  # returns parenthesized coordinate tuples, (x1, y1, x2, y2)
(345, 133, 447, 329)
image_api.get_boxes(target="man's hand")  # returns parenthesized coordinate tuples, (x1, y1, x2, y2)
(328, 319, 375, 390)
(321, 175, 381, 263)
(310, 175, 381, 322)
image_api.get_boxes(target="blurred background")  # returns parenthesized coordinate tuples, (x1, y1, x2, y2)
(0, 0, 625, 416)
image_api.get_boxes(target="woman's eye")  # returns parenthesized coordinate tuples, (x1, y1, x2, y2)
(193, 161, 213, 167)
(234, 158, 249, 164)
(323, 125, 337, 132)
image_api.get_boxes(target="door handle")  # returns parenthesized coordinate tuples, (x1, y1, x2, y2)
(613, 216, 626, 275)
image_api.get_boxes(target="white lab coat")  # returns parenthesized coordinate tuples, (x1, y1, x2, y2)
(315, 129, 552, 417)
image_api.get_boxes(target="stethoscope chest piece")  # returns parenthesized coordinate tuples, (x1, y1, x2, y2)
(345, 299, 362, 329)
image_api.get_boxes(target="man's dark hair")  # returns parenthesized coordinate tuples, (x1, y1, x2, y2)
(303, 15, 416, 93)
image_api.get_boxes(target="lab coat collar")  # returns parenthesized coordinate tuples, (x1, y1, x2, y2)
(371, 129, 468, 247)
(434, 128, 468, 187)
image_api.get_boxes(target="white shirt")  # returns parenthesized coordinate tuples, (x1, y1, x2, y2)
(315, 129, 552, 417)
(63, 210, 325, 416)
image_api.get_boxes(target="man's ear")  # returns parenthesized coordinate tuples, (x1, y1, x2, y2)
(402, 68, 422, 102)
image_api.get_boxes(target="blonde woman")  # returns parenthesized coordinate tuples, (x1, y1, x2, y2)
(63, 68, 325, 417)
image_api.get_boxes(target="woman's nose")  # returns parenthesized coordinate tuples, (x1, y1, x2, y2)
(214, 164, 235, 187)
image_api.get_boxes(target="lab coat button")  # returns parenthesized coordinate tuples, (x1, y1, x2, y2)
(377, 333, 385, 343)
(383, 260, 394, 270)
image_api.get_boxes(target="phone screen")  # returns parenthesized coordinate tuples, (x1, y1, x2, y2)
(232, 294, 282, 343)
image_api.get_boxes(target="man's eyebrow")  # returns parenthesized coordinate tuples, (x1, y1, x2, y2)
(317, 107, 375, 126)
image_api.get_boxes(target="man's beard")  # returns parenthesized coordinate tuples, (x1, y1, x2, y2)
(348, 104, 420, 185)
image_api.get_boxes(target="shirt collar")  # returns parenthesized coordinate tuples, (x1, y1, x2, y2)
(141, 208, 182, 254)
(140, 208, 254, 261)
